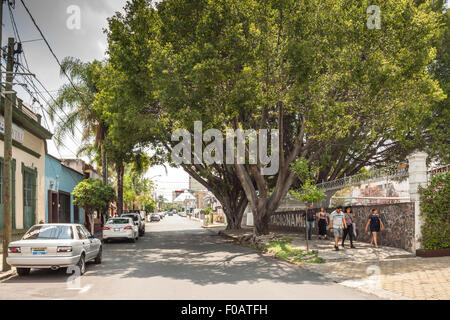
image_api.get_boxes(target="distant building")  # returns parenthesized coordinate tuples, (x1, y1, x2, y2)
(60, 159, 102, 180)
(172, 190, 185, 202)
(45, 154, 85, 224)
(0, 95, 52, 230)
(189, 175, 206, 192)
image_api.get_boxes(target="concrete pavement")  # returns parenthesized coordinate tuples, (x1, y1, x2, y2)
(221, 228, 450, 300)
(0, 215, 378, 300)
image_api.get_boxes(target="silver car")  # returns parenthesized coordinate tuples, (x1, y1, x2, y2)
(103, 217, 138, 243)
(6, 223, 102, 276)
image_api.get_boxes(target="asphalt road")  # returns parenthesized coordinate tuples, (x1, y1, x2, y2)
(0, 215, 378, 300)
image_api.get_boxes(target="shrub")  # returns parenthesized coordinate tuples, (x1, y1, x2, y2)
(419, 171, 450, 250)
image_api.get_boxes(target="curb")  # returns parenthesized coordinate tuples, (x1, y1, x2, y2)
(201, 225, 226, 229)
(0, 270, 14, 281)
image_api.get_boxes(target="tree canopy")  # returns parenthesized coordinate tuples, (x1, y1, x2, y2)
(100, 0, 446, 234)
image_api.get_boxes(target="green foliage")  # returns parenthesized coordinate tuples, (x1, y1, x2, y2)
(72, 178, 116, 213)
(102, 0, 445, 231)
(200, 207, 214, 216)
(290, 158, 325, 204)
(139, 194, 156, 213)
(263, 238, 322, 263)
(423, 8, 450, 164)
(419, 172, 450, 250)
(50, 57, 107, 160)
(123, 160, 155, 210)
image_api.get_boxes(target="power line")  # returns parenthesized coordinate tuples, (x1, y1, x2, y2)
(17, 62, 85, 137)
(0, 64, 80, 159)
(5, 6, 85, 138)
(7, 1, 31, 72)
(19, 0, 92, 115)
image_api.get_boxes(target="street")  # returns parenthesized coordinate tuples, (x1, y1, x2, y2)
(0, 215, 378, 300)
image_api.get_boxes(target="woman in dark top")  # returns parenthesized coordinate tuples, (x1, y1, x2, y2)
(365, 208, 385, 248)
(342, 206, 355, 248)
(317, 207, 328, 240)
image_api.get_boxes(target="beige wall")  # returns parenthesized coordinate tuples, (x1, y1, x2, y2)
(0, 127, 46, 230)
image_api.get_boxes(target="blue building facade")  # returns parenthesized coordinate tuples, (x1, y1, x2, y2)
(45, 154, 85, 224)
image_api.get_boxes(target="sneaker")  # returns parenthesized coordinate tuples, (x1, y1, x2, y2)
(350, 245, 356, 249)
(335, 246, 339, 251)
(341, 243, 345, 248)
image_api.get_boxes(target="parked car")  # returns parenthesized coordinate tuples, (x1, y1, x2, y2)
(121, 212, 145, 236)
(103, 217, 138, 243)
(158, 212, 165, 219)
(179, 211, 187, 217)
(6, 224, 102, 276)
(167, 211, 173, 216)
(150, 213, 161, 222)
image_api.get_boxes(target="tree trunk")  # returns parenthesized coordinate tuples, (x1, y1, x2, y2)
(100, 144, 108, 226)
(87, 212, 94, 236)
(254, 209, 270, 235)
(117, 162, 125, 216)
(101, 144, 108, 185)
(223, 195, 248, 230)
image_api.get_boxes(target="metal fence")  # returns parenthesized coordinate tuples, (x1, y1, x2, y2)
(315, 163, 409, 191)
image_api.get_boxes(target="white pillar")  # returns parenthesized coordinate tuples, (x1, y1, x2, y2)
(244, 205, 254, 227)
(407, 151, 428, 252)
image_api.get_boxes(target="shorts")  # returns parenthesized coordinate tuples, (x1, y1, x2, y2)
(333, 227, 343, 238)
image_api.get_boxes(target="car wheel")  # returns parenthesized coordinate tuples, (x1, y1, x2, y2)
(94, 247, 102, 264)
(77, 254, 86, 275)
(17, 268, 31, 276)
(130, 237, 136, 243)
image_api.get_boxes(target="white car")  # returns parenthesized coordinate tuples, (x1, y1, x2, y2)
(7, 224, 102, 276)
(103, 217, 139, 243)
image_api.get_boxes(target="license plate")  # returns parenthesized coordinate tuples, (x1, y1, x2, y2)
(114, 228, 120, 232)
(32, 248, 46, 255)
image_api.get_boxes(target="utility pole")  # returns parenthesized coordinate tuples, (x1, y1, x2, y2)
(2, 37, 15, 272)
(0, 0, 3, 83)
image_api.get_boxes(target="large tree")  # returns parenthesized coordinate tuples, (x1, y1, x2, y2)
(50, 58, 109, 185)
(105, 0, 444, 234)
(105, 0, 249, 229)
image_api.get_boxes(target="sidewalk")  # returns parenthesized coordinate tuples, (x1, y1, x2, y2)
(0, 254, 15, 281)
(220, 228, 450, 300)
(191, 216, 226, 228)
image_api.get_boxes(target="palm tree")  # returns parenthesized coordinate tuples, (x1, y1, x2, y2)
(49, 57, 109, 185)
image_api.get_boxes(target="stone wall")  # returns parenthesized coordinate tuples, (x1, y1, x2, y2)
(269, 202, 415, 252)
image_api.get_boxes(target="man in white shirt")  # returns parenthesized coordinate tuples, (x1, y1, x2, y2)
(329, 206, 347, 251)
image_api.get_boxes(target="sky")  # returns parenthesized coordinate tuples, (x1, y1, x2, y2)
(2, 0, 189, 201)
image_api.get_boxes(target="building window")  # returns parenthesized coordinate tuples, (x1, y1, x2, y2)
(74, 205, 80, 223)
(23, 166, 37, 229)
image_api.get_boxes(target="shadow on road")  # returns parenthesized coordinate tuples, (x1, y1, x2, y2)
(86, 228, 331, 286)
(3, 226, 331, 286)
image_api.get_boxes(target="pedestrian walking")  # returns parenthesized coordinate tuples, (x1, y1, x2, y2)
(342, 206, 356, 248)
(329, 206, 347, 251)
(317, 207, 328, 240)
(304, 204, 316, 240)
(364, 208, 385, 248)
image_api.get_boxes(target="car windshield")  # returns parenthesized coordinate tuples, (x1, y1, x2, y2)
(107, 219, 130, 224)
(122, 214, 138, 221)
(22, 225, 74, 240)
